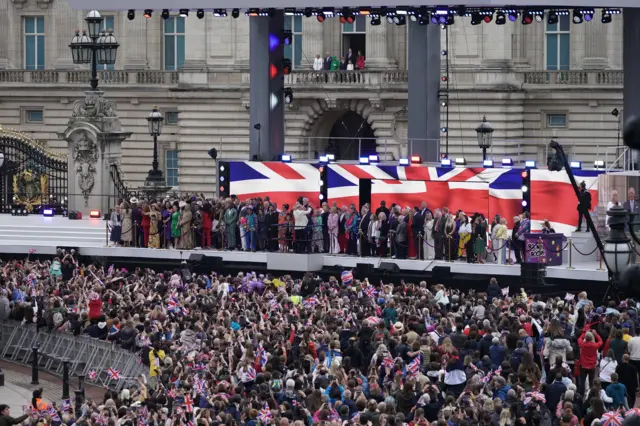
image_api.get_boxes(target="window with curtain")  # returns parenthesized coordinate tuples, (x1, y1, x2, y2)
(163, 16, 185, 71)
(545, 15, 570, 71)
(284, 16, 303, 68)
(100, 16, 116, 70)
(165, 149, 179, 187)
(24, 16, 45, 70)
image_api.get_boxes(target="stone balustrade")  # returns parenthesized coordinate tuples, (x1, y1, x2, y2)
(0, 69, 624, 88)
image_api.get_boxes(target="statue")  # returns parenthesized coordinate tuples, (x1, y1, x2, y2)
(71, 131, 99, 206)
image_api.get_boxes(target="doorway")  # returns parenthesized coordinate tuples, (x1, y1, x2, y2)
(326, 111, 376, 160)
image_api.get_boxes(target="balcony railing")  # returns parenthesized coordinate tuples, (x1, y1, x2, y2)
(0, 69, 625, 88)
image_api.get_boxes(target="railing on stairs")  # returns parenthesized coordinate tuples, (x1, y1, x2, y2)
(109, 163, 134, 211)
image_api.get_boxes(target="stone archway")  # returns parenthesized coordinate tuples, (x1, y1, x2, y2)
(302, 99, 377, 160)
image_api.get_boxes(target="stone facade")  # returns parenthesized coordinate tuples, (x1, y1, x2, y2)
(0, 0, 627, 194)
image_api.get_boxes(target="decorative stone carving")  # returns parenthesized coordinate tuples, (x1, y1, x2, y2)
(286, 102, 299, 112)
(36, 0, 51, 8)
(72, 91, 118, 118)
(71, 131, 99, 207)
(325, 98, 339, 110)
(369, 98, 386, 112)
(10, 0, 27, 8)
(241, 98, 250, 111)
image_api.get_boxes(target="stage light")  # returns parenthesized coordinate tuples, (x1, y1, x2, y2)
(220, 165, 225, 172)
(127, 9, 135, 20)
(283, 30, 292, 46)
(399, 158, 410, 166)
(284, 88, 294, 104)
(455, 157, 467, 166)
(471, 12, 482, 25)
(143, 9, 152, 18)
(319, 155, 329, 164)
(368, 154, 380, 163)
(446, 15, 455, 25)
(232, 9, 240, 18)
(386, 16, 394, 24)
(281, 154, 292, 163)
(196, 9, 205, 19)
(411, 155, 422, 164)
(441, 127, 448, 133)
(521, 171, 528, 178)
(594, 160, 605, 168)
(441, 50, 448, 56)
(283, 58, 292, 75)
(548, 11, 558, 24)
(508, 11, 518, 21)
(319, 194, 324, 200)
(483, 160, 494, 167)
(522, 11, 533, 24)
(483, 14, 492, 23)
(90, 210, 101, 218)
(43, 208, 54, 217)
(303, 8, 313, 17)
(219, 176, 225, 182)
(495, 12, 506, 25)
(502, 158, 513, 167)
(179, 9, 189, 17)
(521, 185, 529, 193)
(214, 9, 227, 17)
(573, 9, 583, 23)
(418, 15, 429, 25)
(360, 7, 371, 15)
(525, 160, 537, 169)
(161, 9, 170, 19)
(602, 11, 612, 23)
(570, 161, 582, 169)
(522, 200, 528, 207)
(393, 15, 406, 25)
(317, 13, 325, 22)
(371, 16, 381, 25)
(535, 14, 543, 22)
(582, 9, 594, 21)
(359, 157, 370, 165)
(441, 100, 447, 107)
(219, 186, 225, 192)
(284, 8, 295, 15)
(441, 158, 452, 167)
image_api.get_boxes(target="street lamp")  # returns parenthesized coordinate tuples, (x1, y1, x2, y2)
(145, 106, 165, 187)
(603, 205, 633, 279)
(68, 10, 120, 90)
(475, 115, 494, 161)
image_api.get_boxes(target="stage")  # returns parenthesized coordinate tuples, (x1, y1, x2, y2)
(0, 215, 612, 294)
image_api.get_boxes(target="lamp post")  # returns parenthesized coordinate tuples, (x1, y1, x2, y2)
(68, 10, 119, 90)
(145, 106, 165, 187)
(603, 205, 634, 280)
(475, 115, 494, 161)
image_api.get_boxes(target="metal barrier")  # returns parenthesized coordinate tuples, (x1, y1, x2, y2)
(0, 321, 146, 391)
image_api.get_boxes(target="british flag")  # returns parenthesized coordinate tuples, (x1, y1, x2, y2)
(601, 411, 625, 426)
(107, 367, 121, 381)
(381, 356, 394, 369)
(256, 344, 268, 368)
(242, 366, 257, 383)
(364, 285, 377, 299)
(194, 379, 206, 394)
(258, 403, 273, 424)
(87, 369, 97, 380)
(625, 408, 640, 417)
(302, 296, 319, 309)
(228, 162, 320, 207)
(167, 296, 178, 313)
(523, 391, 546, 405)
(61, 400, 71, 412)
(183, 395, 194, 413)
(406, 358, 421, 378)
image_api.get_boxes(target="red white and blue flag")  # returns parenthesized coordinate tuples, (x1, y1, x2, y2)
(303, 296, 319, 309)
(258, 403, 273, 424)
(107, 368, 121, 380)
(364, 285, 377, 299)
(406, 358, 421, 378)
(88, 369, 97, 380)
(601, 411, 625, 426)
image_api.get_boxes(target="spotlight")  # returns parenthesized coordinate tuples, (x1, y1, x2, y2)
(483, 14, 492, 23)
(42, 208, 54, 217)
(535, 14, 543, 23)
(441, 127, 448, 133)
(319, 194, 325, 201)
(196, 9, 205, 19)
(340, 8, 354, 24)
(483, 160, 494, 167)
(601, 9, 613, 23)
(495, 12, 506, 25)
(525, 160, 537, 169)
(127, 9, 135, 20)
(594, 160, 605, 168)
(359, 156, 370, 165)
(548, 12, 558, 25)
(399, 158, 410, 166)
(283, 58, 292, 75)
(573, 9, 583, 23)
(522, 11, 533, 25)
(441, 100, 447, 107)
(431, 14, 439, 24)
(410, 155, 422, 164)
(441, 158, 452, 167)
(445, 15, 454, 26)
(283, 30, 292, 46)
(319, 155, 329, 164)
(501, 158, 513, 167)
(455, 157, 467, 166)
(371, 16, 381, 25)
(284, 87, 293, 104)
(521, 185, 529, 193)
(521, 200, 528, 207)
(570, 161, 582, 169)
(208, 148, 218, 159)
(386, 16, 394, 24)
(368, 154, 380, 163)
(280, 154, 292, 163)
(143, 9, 152, 18)
(213, 9, 227, 17)
(304, 8, 313, 17)
(521, 171, 528, 178)
(612, 108, 620, 117)
(317, 12, 325, 22)
(327, 154, 335, 161)
(359, 7, 371, 15)
(508, 11, 518, 21)
(232, 9, 240, 18)
(395, 16, 406, 25)
(582, 9, 594, 21)
(418, 15, 429, 25)
(409, 14, 417, 22)
(179, 9, 189, 17)
(161, 9, 170, 19)
(471, 12, 482, 25)
(441, 50, 448, 56)
(90, 210, 101, 218)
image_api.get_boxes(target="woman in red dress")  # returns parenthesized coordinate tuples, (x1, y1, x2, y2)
(407, 208, 416, 259)
(141, 204, 151, 247)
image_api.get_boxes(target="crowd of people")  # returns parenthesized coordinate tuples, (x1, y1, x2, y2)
(107, 195, 562, 265)
(3, 252, 640, 426)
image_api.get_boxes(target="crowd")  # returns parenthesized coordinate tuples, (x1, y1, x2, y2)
(4, 252, 640, 426)
(107, 195, 557, 265)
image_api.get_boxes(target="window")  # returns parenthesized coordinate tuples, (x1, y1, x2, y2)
(163, 16, 185, 71)
(546, 113, 567, 128)
(24, 16, 45, 70)
(165, 149, 179, 187)
(545, 15, 570, 71)
(341, 16, 366, 63)
(100, 16, 115, 70)
(165, 111, 179, 125)
(284, 16, 303, 68)
(342, 15, 367, 33)
(24, 109, 44, 123)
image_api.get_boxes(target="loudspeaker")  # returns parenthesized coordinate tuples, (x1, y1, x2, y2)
(355, 263, 374, 276)
(189, 254, 206, 263)
(378, 262, 400, 273)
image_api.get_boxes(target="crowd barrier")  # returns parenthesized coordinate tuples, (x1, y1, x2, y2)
(0, 322, 146, 391)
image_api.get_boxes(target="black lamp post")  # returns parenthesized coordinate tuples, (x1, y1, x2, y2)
(145, 106, 165, 186)
(475, 115, 494, 161)
(69, 10, 119, 90)
(603, 205, 634, 280)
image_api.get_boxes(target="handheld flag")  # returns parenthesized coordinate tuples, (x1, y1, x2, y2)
(258, 403, 273, 424)
(107, 367, 121, 380)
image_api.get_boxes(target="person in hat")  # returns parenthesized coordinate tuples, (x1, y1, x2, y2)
(120, 201, 133, 247)
(176, 200, 193, 250)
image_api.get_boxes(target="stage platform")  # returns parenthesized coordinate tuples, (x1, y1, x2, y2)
(0, 215, 610, 286)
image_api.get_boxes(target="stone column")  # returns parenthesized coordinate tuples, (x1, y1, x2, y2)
(482, 24, 513, 68)
(123, 16, 148, 69)
(0, 0, 10, 68)
(52, 0, 78, 69)
(583, 22, 608, 69)
(301, 18, 323, 68)
(365, 20, 395, 69)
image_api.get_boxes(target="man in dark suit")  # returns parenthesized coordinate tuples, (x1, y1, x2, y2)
(323, 52, 332, 70)
(345, 48, 355, 67)
(433, 209, 445, 260)
(624, 187, 639, 215)
(375, 200, 390, 217)
(411, 202, 431, 259)
(321, 203, 330, 253)
(576, 181, 592, 232)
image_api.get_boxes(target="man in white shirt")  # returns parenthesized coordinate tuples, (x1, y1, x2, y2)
(313, 54, 323, 71)
(627, 331, 640, 378)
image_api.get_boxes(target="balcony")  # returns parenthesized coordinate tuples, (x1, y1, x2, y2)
(0, 69, 624, 90)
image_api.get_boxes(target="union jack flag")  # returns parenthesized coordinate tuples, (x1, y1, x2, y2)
(87, 369, 97, 380)
(242, 366, 257, 382)
(626, 408, 640, 417)
(183, 395, 194, 413)
(258, 403, 273, 424)
(61, 400, 71, 412)
(95, 416, 108, 425)
(601, 412, 625, 426)
(256, 345, 268, 368)
(107, 368, 121, 380)
(186, 421, 194, 426)
(365, 316, 382, 325)
(406, 358, 420, 378)
(193, 362, 207, 371)
(167, 389, 177, 399)
(381, 356, 394, 369)
(364, 285, 377, 299)
(167, 296, 178, 312)
(47, 407, 60, 422)
(109, 324, 120, 337)
(303, 296, 319, 309)
(194, 379, 206, 394)
(523, 391, 546, 405)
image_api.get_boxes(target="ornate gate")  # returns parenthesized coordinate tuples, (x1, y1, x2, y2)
(0, 126, 68, 213)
